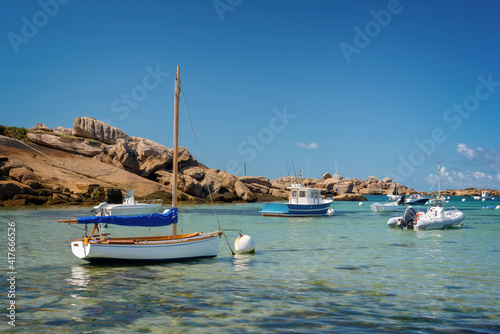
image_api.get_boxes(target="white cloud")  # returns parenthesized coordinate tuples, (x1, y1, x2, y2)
(456, 143, 475, 159)
(297, 142, 319, 149)
(424, 164, 500, 189)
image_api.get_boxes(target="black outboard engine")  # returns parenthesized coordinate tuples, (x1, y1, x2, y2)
(397, 195, 405, 205)
(399, 206, 417, 229)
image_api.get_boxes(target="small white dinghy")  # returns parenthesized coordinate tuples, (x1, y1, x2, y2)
(370, 201, 398, 212)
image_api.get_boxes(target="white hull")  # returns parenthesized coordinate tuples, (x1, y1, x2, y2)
(388, 206, 465, 230)
(415, 211, 465, 230)
(370, 202, 398, 212)
(473, 196, 493, 200)
(71, 233, 221, 263)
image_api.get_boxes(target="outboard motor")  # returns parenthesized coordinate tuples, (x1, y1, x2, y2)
(397, 195, 405, 205)
(91, 202, 109, 216)
(399, 206, 417, 229)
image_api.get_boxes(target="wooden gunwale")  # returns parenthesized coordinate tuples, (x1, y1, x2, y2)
(71, 231, 221, 245)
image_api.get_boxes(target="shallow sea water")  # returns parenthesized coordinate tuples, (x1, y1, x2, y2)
(1, 196, 499, 333)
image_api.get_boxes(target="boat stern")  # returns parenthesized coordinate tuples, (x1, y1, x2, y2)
(70, 239, 91, 259)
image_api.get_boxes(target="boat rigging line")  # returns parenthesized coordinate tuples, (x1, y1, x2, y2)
(179, 79, 236, 255)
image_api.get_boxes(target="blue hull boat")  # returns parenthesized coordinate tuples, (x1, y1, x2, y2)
(261, 202, 333, 217)
(261, 183, 334, 217)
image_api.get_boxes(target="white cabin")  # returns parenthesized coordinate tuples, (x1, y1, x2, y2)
(288, 184, 329, 205)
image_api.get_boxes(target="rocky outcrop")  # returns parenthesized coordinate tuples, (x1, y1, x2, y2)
(54, 126, 73, 136)
(30, 123, 53, 132)
(73, 117, 130, 144)
(5, 117, 497, 206)
(334, 193, 368, 201)
(27, 132, 106, 157)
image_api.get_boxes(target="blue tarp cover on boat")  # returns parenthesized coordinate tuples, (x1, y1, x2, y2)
(77, 208, 178, 227)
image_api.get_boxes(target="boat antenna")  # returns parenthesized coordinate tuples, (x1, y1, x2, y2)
(306, 155, 309, 186)
(291, 159, 297, 183)
(285, 158, 291, 182)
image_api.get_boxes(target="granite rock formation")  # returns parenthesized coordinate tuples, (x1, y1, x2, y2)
(2, 118, 497, 206)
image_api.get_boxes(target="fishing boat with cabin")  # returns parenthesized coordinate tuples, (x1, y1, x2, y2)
(261, 173, 334, 217)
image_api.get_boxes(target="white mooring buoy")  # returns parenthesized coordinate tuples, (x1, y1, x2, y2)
(234, 231, 255, 254)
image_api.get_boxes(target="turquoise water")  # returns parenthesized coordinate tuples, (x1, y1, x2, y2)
(1, 196, 499, 333)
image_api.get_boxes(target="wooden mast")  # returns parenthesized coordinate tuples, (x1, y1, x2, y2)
(172, 65, 180, 237)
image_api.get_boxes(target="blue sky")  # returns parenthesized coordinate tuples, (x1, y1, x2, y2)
(1, 0, 499, 191)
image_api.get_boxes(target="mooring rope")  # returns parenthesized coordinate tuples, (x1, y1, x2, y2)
(221, 231, 235, 255)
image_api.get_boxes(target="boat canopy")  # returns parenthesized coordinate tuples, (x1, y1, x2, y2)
(77, 208, 178, 227)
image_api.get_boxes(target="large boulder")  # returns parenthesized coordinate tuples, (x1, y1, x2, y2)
(0, 180, 34, 200)
(130, 137, 170, 161)
(73, 117, 130, 144)
(179, 174, 204, 198)
(322, 172, 332, 180)
(8, 167, 40, 185)
(30, 123, 53, 132)
(54, 126, 73, 136)
(98, 139, 139, 173)
(366, 183, 383, 195)
(27, 132, 105, 157)
(183, 166, 205, 180)
(334, 193, 368, 201)
(234, 180, 257, 202)
(239, 176, 272, 188)
(200, 169, 223, 196)
(337, 181, 353, 194)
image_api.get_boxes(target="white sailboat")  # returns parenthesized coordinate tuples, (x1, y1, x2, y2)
(59, 66, 222, 263)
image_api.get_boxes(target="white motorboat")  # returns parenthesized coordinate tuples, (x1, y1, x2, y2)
(59, 66, 222, 263)
(387, 205, 465, 230)
(404, 193, 430, 205)
(91, 189, 163, 216)
(370, 201, 398, 212)
(388, 163, 465, 230)
(387, 194, 401, 201)
(473, 190, 494, 200)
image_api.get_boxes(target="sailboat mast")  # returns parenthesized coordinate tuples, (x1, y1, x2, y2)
(172, 65, 180, 236)
(438, 162, 441, 194)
